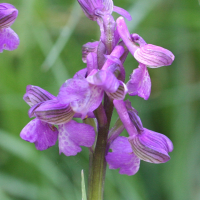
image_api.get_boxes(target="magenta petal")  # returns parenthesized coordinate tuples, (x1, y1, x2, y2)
(0, 3, 18, 28)
(134, 44, 175, 67)
(107, 81, 127, 100)
(58, 77, 90, 105)
(129, 128, 173, 163)
(34, 99, 75, 125)
(127, 64, 151, 100)
(106, 136, 140, 176)
(28, 102, 43, 118)
(0, 27, 19, 52)
(113, 6, 132, 21)
(58, 120, 95, 156)
(87, 70, 119, 93)
(23, 85, 55, 107)
(70, 84, 104, 118)
(58, 77, 103, 118)
(20, 118, 58, 151)
(73, 68, 87, 79)
(82, 41, 98, 63)
(116, 17, 138, 55)
(86, 52, 98, 74)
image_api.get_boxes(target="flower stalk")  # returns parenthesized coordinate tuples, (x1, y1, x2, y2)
(88, 103, 109, 200)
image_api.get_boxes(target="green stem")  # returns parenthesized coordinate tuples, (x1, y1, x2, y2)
(88, 97, 113, 200)
(87, 125, 109, 200)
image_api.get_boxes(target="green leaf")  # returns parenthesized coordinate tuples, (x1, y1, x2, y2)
(81, 170, 87, 200)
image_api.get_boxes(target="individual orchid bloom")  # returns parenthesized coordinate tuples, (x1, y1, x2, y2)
(116, 16, 175, 68)
(0, 3, 19, 52)
(126, 63, 151, 100)
(77, 0, 132, 22)
(113, 99, 173, 164)
(20, 85, 58, 150)
(58, 76, 104, 119)
(21, 85, 96, 156)
(106, 136, 140, 176)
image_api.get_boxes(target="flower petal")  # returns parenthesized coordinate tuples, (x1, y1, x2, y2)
(87, 70, 119, 93)
(106, 136, 140, 176)
(58, 77, 103, 118)
(73, 68, 87, 79)
(113, 6, 132, 21)
(34, 99, 75, 125)
(82, 41, 98, 63)
(0, 3, 18, 28)
(116, 17, 138, 55)
(134, 44, 175, 68)
(58, 77, 90, 105)
(86, 52, 98, 74)
(128, 128, 173, 163)
(58, 120, 95, 156)
(70, 84, 104, 118)
(20, 118, 58, 150)
(0, 27, 19, 52)
(126, 64, 151, 100)
(23, 85, 55, 106)
(107, 81, 127, 100)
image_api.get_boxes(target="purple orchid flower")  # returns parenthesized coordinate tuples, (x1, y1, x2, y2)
(126, 63, 151, 100)
(20, 85, 96, 156)
(116, 17, 175, 68)
(116, 17, 174, 100)
(0, 3, 19, 52)
(20, 85, 58, 150)
(111, 100, 173, 168)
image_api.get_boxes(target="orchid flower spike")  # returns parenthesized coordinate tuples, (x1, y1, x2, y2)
(0, 3, 19, 52)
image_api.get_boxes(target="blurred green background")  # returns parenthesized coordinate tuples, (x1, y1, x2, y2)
(0, 0, 200, 199)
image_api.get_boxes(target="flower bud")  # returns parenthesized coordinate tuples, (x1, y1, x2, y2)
(77, 0, 113, 21)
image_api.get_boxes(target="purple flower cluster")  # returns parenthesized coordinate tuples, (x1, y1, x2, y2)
(0, 3, 19, 52)
(21, 0, 174, 176)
